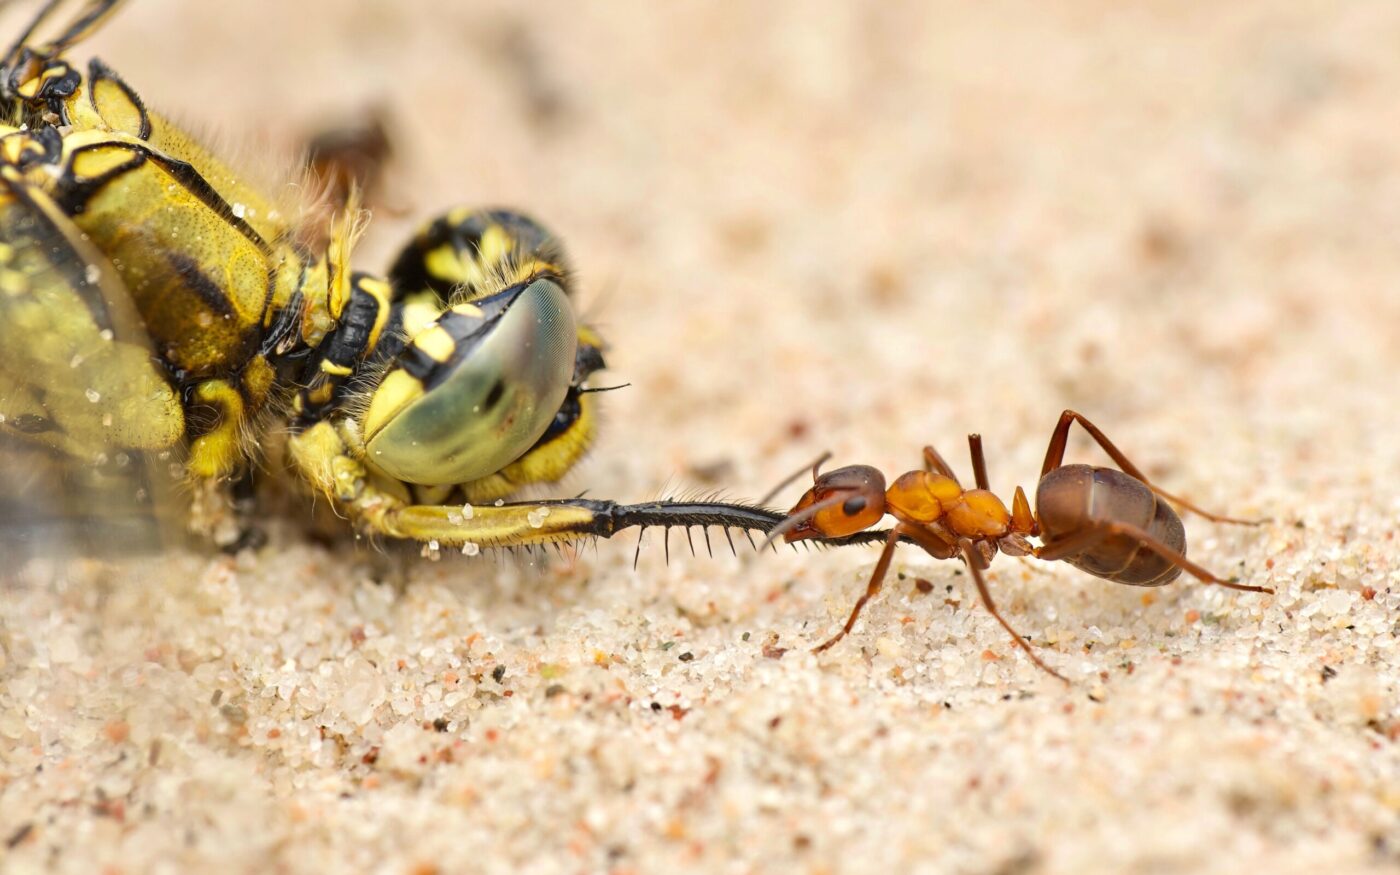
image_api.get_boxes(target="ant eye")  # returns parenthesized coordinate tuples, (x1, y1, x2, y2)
(842, 496, 867, 516)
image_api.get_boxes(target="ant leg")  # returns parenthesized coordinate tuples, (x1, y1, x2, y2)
(1039, 409, 1264, 525)
(757, 451, 833, 507)
(922, 445, 961, 484)
(813, 527, 901, 653)
(958, 540, 1069, 682)
(1036, 522, 1273, 594)
(967, 434, 990, 491)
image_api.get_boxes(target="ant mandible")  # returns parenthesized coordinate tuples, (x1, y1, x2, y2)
(765, 410, 1271, 682)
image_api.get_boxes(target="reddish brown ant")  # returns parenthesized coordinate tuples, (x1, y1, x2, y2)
(765, 410, 1271, 681)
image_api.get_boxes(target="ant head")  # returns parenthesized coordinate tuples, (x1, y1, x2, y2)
(781, 465, 888, 541)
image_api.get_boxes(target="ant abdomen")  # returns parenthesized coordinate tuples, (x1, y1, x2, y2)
(1037, 464, 1186, 586)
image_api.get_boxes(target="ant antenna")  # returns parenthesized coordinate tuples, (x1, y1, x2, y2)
(756, 451, 832, 507)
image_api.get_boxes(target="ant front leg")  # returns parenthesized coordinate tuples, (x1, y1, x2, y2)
(1035, 521, 1273, 594)
(1039, 409, 1265, 526)
(813, 527, 902, 653)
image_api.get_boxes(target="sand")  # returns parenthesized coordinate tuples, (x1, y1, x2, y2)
(2, 1, 1398, 873)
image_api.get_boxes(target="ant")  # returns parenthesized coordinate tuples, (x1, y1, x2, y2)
(764, 410, 1271, 682)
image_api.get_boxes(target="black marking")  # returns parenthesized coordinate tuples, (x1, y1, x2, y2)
(482, 378, 505, 410)
(536, 389, 582, 444)
(164, 251, 236, 319)
(260, 289, 303, 359)
(573, 341, 606, 385)
(10, 414, 55, 434)
(52, 141, 146, 217)
(320, 278, 383, 367)
(842, 496, 867, 516)
(367, 303, 407, 366)
(388, 282, 527, 390)
(396, 342, 439, 382)
(577, 382, 628, 395)
(7, 124, 63, 169)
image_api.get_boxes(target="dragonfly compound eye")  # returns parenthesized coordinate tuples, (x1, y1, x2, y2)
(360, 279, 577, 485)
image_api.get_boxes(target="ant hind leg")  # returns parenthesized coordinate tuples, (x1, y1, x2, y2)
(1035, 521, 1272, 594)
(959, 540, 1068, 682)
(1039, 409, 1266, 526)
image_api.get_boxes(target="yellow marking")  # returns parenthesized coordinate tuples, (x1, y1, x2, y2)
(70, 145, 137, 181)
(326, 194, 361, 319)
(360, 276, 392, 353)
(320, 360, 354, 376)
(358, 275, 391, 298)
(242, 356, 277, 405)
(297, 257, 335, 347)
(477, 225, 512, 269)
(577, 325, 606, 351)
(446, 206, 472, 226)
(425, 243, 468, 284)
(413, 325, 456, 363)
(387, 503, 600, 547)
(187, 380, 246, 479)
(287, 421, 359, 502)
(90, 75, 145, 137)
(0, 269, 27, 295)
(362, 369, 425, 439)
(1, 137, 25, 165)
(399, 295, 440, 340)
(449, 302, 485, 319)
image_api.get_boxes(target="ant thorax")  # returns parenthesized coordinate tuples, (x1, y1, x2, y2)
(885, 470, 1013, 540)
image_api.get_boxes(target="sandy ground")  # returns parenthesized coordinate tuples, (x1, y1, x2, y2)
(3, 1, 1400, 872)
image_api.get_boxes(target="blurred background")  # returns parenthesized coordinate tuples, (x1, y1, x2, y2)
(4, 2, 1399, 872)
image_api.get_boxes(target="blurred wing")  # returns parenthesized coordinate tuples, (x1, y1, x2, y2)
(0, 165, 185, 560)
